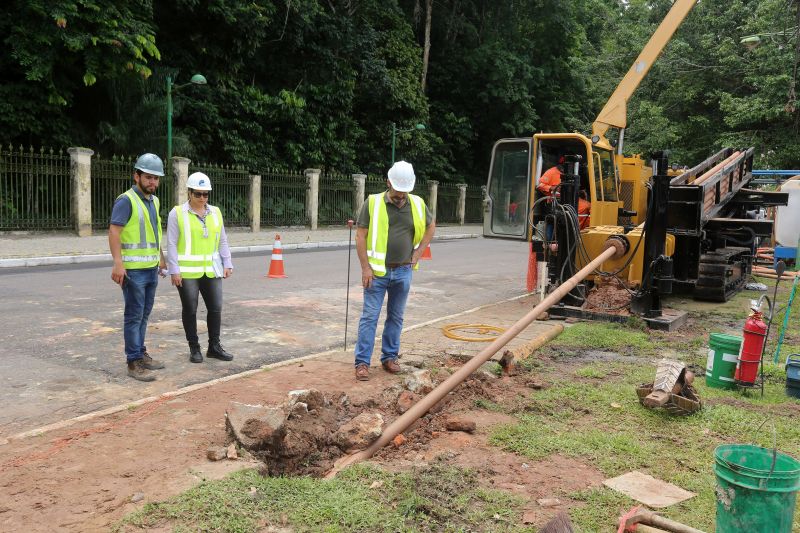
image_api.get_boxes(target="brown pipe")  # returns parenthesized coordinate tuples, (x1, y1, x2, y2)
(624, 508, 706, 533)
(692, 151, 741, 186)
(325, 242, 623, 478)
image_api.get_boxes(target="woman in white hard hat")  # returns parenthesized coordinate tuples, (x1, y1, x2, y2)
(166, 172, 235, 364)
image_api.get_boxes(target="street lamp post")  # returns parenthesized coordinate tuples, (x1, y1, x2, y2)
(391, 122, 426, 164)
(166, 73, 208, 163)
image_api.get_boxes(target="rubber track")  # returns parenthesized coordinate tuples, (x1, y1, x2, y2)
(693, 246, 751, 302)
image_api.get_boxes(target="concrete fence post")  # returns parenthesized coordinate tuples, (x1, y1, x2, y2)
(68, 147, 94, 236)
(249, 173, 261, 233)
(457, 184, 467, 225)
(352, 173, 366, 219)
(305, 168, 321, 230)
(172, 157, 191, 207)
(427, 180, 439, 221)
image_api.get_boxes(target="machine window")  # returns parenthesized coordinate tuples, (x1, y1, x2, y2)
(487, 142, 530, 236)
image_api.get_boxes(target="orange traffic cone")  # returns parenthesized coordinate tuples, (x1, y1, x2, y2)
(267, 234, 288, 278)
(421, 243, 432, 260)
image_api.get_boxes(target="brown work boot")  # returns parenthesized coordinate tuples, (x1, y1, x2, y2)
(127, 359, 156, 382)
(141, 351, 165, 370)
(355, 364, 370, 381)
(381, 359, 401, 374)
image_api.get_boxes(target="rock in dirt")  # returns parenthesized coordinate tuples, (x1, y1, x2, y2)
(130, 492, 145, 503)
(403, 369, 434, 394)
(445, 416, 476, 433)
(400, 354, 426, 368)
(396, 390, 420, 414)
(392, 434, 407, 448)
(522, 510, 537, 524)
(226, 443, 238, 460)
(287, 389, 327, 411)
(207, 446, 227, 461)
(226, 402, 287, 450)
(537, 497, 561, 507)
(336, 412, 384, 451)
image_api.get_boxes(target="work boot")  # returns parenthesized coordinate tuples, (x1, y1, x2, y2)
(141, 351, 165, 370)
(127, 359, 156, 382)
(382, 359, 401, 374)
(207, 341, 234, 361)
(189, 343, 203, 364)
(355, 364, 370, 381)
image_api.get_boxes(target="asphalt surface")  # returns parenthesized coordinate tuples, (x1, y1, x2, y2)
(0, 238, 529, 436)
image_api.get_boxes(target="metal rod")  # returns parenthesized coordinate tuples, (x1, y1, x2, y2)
(344, 219, 354, 349)
(327, 242, 622, 477)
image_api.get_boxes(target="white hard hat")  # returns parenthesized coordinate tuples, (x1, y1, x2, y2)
(387, 160, 416, 192)
(187, 172, 212, 191)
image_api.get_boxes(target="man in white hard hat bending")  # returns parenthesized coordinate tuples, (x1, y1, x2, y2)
(108, 153, 168, 382)
(353, 160, 436, 381)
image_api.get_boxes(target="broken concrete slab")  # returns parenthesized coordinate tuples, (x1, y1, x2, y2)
(336, 412, 384, 451)
(225, 402, 287, 450)
(403, 369, 434, 394)
(603, 471, 695, 508)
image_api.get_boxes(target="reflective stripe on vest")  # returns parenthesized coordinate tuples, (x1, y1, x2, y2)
(174, 205, 223, 278)
(119, 189, 161, 270)
(366, 192, 425, 277)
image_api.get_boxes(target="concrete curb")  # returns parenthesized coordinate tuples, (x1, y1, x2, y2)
(0, 233, 480, 268)
(0, 290, 533, 446)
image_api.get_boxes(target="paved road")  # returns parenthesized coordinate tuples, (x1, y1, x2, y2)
(0, 238, 528, 436)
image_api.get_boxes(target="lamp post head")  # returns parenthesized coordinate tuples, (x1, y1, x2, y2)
(740, 35, 762, 50)
(190, 74, 208, 85)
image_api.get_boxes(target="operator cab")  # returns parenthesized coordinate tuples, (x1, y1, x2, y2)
(483, 133, 622, 240)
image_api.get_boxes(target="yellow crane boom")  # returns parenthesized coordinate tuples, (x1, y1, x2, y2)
(592, 0, 697, 147)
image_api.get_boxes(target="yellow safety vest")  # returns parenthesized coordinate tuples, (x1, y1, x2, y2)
(119, 189, 162, 270)
(366, 192, 426, 276)
(173, 205, 223, 279)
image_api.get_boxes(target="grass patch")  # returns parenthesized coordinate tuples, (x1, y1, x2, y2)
(117, 464, 530, 533)
(553, 322, 653, 355)
(489, 360, 800, 531)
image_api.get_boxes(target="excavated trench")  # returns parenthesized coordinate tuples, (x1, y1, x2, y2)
(223, 367, 499, 477)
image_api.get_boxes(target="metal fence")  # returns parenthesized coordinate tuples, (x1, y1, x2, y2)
(92, 154, 135, 229)
(465, 185, 484, 223)
(436, 182, 462, 224)
(190, 163, 250, 227)
(0, 144, 487, 231)
(0, 145, 72, 230)
(261, 168, 308, 226)
(319, 171, 356, 225)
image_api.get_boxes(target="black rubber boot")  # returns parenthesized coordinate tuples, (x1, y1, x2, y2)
(207, 341, 234, 361)
(189, 343, 203, 363)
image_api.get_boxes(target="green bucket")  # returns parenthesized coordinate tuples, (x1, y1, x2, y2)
(714, 444, 800, 533)
(706, 333, 742, 390)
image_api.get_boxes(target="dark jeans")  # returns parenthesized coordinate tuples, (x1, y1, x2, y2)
(176, 276, 223, 345)
(121, 267, 159, 363)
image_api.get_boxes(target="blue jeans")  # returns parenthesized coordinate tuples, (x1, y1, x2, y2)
(121, 267, 158, 363)
(354, 265, 412, 367)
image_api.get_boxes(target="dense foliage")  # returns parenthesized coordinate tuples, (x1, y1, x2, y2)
(0, 0, 797, 182)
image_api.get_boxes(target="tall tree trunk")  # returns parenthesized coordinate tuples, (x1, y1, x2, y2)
(421, 0, 432, 92)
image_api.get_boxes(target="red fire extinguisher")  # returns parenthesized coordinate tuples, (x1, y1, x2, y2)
(735, 309, 767, 384)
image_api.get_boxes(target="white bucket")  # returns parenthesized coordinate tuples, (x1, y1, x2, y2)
(775, 179, 800, 247)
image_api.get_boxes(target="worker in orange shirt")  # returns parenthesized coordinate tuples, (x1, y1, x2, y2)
(578, 190, 591, 230)
(537, 157, 564, 197)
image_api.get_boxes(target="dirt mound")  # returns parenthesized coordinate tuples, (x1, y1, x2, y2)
(583, 278, 632, 315)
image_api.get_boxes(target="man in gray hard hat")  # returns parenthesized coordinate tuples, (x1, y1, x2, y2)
(353, 160, 436, 381)
(108, 153, 168, 382)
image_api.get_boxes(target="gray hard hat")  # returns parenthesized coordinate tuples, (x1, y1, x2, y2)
(134, 153, 165, 177)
